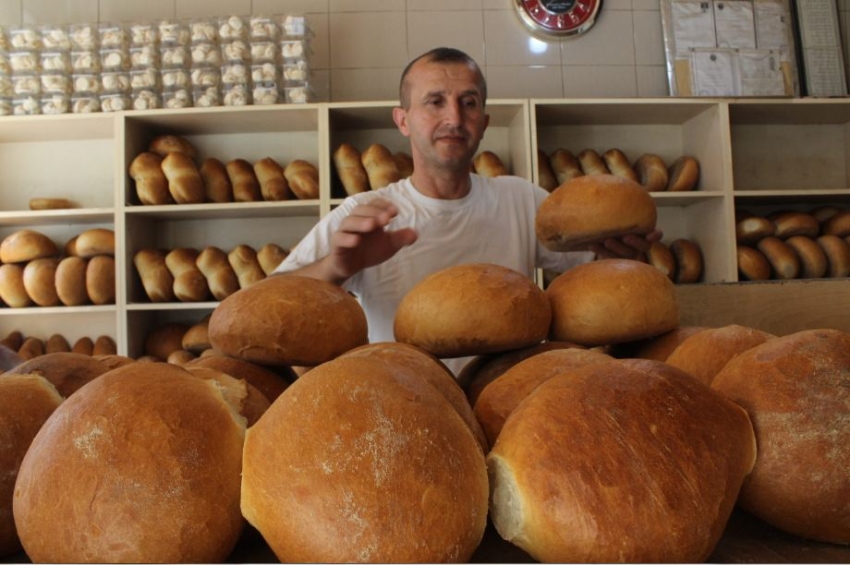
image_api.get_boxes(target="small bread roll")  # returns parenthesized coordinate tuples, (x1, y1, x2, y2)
(195, 246, 240, 301)
(810, 205, 843, 224)
(64, 236, 78, 257)
(0, 229, 58, 264)
(45, 334, 71, 354)
(736, 216, 775, 245)
(770, 211, 819, 239)
(182, 315, 212, 354)
(0, 264, 32, 307)
(167, 349, 197, 365)
(92, 335, 117, 356)
(473, 151, 509, 178)
(536, 149, 559, 192)
(225, 158, 262, 202)
(646, 241, 676, 281)
(602, 149, 638, 182)
(634, 154, 669, 192)
(86, 255, 115, 305)
(199, 158, 234, 203)
(756, 236, 800, 280)
(74, 228, 115, 258)
(670, 238, 703, 283)
(23, 258, 61, 307)
(822, 210, 850, 238)
(393, 152, 414, 179)
(284, 159, 320, 199)
(666, 156, 700, 191)
(228, 244, 266, 289)
(161, 152, 205, 204)
(165, 247, 210, 302)
(816, 235, 850, 277)
(29, 198, 74, 210)
(333, 143, 370, 195)
(361, 144, 401, 189)
(130, 152, 173, 206)
(148, 134, 197, 160)
(550, 149, 584, 186)
(72, 336, 94, 356)
(18, 337, 44, 360)
(257, 243, 289, 275)
(785, 236, 828, 279)
(255, 157, 291, 202)
(576, 149, 609, 176)
(0, 331, 23, 351)
(133, 248, 175, 302)
(737, 246, 771, 281)
(144, 322, 190, 360)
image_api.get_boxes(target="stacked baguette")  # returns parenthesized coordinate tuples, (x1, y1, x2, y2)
(129, 134, 320, 205)
(736, 207, 850, 280)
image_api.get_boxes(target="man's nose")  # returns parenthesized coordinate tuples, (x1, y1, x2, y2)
(442, 100, 463, 126)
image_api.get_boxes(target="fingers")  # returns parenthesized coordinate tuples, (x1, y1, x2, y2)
(591, 231, 665, 260)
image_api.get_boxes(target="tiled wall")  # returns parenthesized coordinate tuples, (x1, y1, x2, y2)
(1, 0, 848, 102)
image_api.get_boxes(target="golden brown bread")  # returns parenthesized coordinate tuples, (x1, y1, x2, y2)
(393, 263, 551, 359)
(199, 157, 234, 203)
(712, 329, 850, 544)
(208, 275, 368, 367)
(784, 235, 828, 279)
(0, 229, 58, 264)
(0, 375, 63, 556)
(361, 144, 401, 189)
(228, 244, 266, 289)
(822, 209, 850, 238)
(756, 236, 800, 279)
(256, 243, 289, 275)
(144, 322, 190, 361)
(85, 255, 115, 305)
(17, 337, 44, 360)
(240, 354, 488, 562)
(74, 228, 115, 258)
(167, 349, 197, 365)
(0, 264, 31, 308)
(93, 354, 135, 371)
(161, 152, 205, 204)
(332, 143, 370, 195)
(195, 246, 240, 301)
(71, 337, 93, 356)
(133, 248, 175, 302)
(602, 148, 638, 182)
(670, 238, 703, 283)
(186, 354, 293, 403)
(28, 198, 74, 210)
(45, 334, 71, 354)
(535, 174, 657, 251)
(610, 325, 709, 361)
(0, 331, 23, 352)
(6, 352, 110, 397)
(816, 234, 850, 277)
(148, 134, 198, 160)
(576, 148, 609, 176)
(549, 148, 583, 186)
(253, 157, 290, 201)
(546, 258, 679, 347)
(737, 245, 772, 281)
(165, 248, 210, 302)
(536, 149, 559, 192)
(13, 363, 246, 562)
(810, 205, 843, 224)
(92, 335, 116, 356)
(488, 358, 756, 562)
(225, 158, 261, 202)
(666, 155, 700, 191)
(646, 241, 676, 281)
(129, 152, 173, 206)
(634, 153, 669, 192)
(736, 215, 775, 245)
(63, 235, 78, 257)
(770, 211, 819, 239)
(283, 159, 319, 199)
(181, 315, 211, 354)
(22, 258, 60, 307)
(473, 150, 509, 177)
(183, 364, 269, 426)
(393, 151, 414, 179)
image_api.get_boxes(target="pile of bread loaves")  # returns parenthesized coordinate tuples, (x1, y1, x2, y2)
(1, 173, 847, 563)
(129, 134, 319, 205)
(0, 227, 115, 308)
(736, 207, 850, 280)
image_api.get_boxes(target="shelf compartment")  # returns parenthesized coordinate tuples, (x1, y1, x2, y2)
(123, 201, 320, 220)
(125, 307, 213, 360)
(0, 208, 115, 226)
(0, 306, 119, 353)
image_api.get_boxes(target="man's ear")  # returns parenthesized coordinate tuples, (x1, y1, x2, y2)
(392, 106, 410, 137)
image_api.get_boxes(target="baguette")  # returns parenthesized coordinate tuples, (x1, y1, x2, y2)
(129, 152, 173, 206)
(161, 152, 205, 204)
(199, 158, 234, 203)
(254, 157, 291, 201)
(283, 159, 319, 199)
(361, 144, 401, 189)
(226, 158, 262, 202)
(333, 143, 370, 195)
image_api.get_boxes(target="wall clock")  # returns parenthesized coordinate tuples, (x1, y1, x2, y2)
(513, 0, 602, 38)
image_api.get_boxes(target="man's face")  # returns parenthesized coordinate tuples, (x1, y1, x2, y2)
(393, 60, 489, 174)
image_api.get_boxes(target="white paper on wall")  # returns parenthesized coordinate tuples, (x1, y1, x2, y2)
(714, 1, 756, 48)
(691, 48, 738, 95)
(738, 49, 786, 95)
(754, 0, 791, 51)
(671, 0, 717, 51)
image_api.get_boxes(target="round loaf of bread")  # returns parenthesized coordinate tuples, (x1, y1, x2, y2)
(394, 263, 551, 358)
(241, 354, 488, 562)
(488, 358, 756, 562)
(0, 264, 32, 308)
(712, 329, 850, 544)
(634, 153, 668, 192)
(736, 215, 775, 245)
(22, 258, 60, 307)
(664, 324, 775, 386)
(0, 375, 63, 557)
(473, 347, 612, 446)
(546, 258, 679, 347)
(209, 274, 367, 367)
(134, 248, 175, 302)
(785, 235, 828, 279)
(473, 150, 509, 178)
(823, 210, 850, 238)
(737, 245, 772, 281)
(85, 255, 115, 305)
(610, 325, 709, 361)
(0, 229, 57, 264)
(74, 228, 115, 258)
(535, 174, 657, 251)
(361, 143, 402, 189)
(283, 159, 319, 200)
(756, 236, 800, 279)
(55, 256, 89, 306)
(13, 363, 246, 563)
(6, 352, 109, 397)
(770, 211, 819, 239)
(187, 354, 293, 403)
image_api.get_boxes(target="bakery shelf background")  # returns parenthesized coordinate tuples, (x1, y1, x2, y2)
(1, 97, 850, 356)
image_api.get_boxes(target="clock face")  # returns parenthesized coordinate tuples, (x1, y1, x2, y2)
(514, 0, 601, 37)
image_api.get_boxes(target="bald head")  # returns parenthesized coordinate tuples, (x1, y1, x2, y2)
(399, 47, 487, 110)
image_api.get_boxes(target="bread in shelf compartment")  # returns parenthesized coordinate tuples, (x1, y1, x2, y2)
(0, 228, 115, 308)
(129, 134, 320, 205)
(0, 329, 116, 363)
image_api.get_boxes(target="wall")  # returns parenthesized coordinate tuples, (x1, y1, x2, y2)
(0, 0, 847, 103)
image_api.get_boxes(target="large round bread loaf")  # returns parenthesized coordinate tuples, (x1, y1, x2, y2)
(209, 274, 367, 367)
(13, 363, 246, 563)
(394, 263, 551, 358)
(609, 325, 708, 361)
(536, 174, 657, 251)
(488, 358, 756, 562)
(0, 375, 63, 557)
(712, 329, 850, 544)
(186, 354, 294, 403)
(241, 354, 488, 562)
(546, 258, 679, 346)
(6, 352, 110, 397)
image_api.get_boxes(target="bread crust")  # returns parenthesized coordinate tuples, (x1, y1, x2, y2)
(756, 236, 800, 279)
(666, 155, 700, 191)
(737, 245, 772, 281)
(332, 143, 369, 195)
(283, 160, 319, 199)
(602, 148, 638, 182)
(473, 150, 509, 178)
(634, 153, 668, 192)
(361, 144, 401, 189)
(549, 148, 583, 185)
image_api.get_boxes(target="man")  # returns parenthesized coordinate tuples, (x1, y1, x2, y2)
(274, 47, 658, 372)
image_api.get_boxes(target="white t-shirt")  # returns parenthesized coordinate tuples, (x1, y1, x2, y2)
(275, 174, 594, 373)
